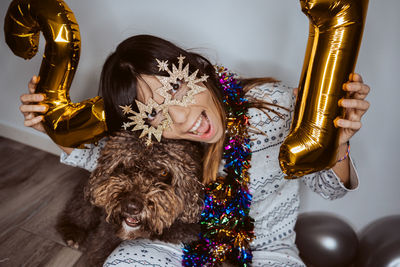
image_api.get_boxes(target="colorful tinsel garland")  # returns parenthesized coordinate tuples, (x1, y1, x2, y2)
(182, 67, 254, 266)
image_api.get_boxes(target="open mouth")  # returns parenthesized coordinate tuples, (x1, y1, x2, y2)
(188, 111, 213, 138)
(124, 216, 141, 228)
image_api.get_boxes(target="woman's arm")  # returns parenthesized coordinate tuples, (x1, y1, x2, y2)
(293, 73, 370, 188)
(331, 73, 370, 187)
(19, 76, 73, 154)
(20, 76, 105, 171)
(331, 143, 351, 187)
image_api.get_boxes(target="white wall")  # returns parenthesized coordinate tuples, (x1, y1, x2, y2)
(1, 0, 399, 231)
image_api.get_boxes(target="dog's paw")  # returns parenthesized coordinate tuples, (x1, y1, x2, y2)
(66, 239, 80, 250)
(57, 222, 88, 250)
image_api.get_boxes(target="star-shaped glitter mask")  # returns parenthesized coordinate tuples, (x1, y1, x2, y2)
(120, 55, 208, 145)
(155, 55, 208, 107)
(119, 99, 172, 146)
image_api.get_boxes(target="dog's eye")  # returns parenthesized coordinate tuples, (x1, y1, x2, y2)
(159, 169, 172, 184)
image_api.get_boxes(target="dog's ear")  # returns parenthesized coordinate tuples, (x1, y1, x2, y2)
(85, 149, 126, 202)
(159, 140, 204, 224)
(179, 189, 204, 224)
(86, 132, 141, 201)
(90, 146, 125, 180)
(91, 131, 144, 178)
(174, 162, 204, 224)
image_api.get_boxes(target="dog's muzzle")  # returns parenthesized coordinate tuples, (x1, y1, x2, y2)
(121, 195, 143, 227)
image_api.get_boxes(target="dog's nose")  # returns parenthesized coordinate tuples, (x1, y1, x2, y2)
(122, 196, 143, 215)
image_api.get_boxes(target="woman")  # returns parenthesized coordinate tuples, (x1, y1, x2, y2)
(20, 35, 370, 266)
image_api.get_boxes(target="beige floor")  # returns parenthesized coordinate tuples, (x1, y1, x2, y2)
(0, 137, 89, 267)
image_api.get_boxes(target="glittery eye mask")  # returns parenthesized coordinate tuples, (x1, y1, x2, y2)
(120, 55, 209, 145)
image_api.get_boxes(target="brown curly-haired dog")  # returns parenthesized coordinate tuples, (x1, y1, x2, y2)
(56, 131, 204, 266)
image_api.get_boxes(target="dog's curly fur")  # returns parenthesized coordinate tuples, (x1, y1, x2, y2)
(56, 131, 204, 266)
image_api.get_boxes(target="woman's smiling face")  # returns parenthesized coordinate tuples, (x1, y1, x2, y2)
(135, 74, 223, 144)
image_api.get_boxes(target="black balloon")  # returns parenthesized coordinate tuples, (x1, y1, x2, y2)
(295, 212, 358, 267)
(355, 215, 400, 267)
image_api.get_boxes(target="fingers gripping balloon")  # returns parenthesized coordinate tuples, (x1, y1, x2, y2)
(4, 0, 107, 147)
(279, 0, 369, 178)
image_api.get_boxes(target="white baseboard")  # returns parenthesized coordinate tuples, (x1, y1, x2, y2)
(0, 122, 60, 155)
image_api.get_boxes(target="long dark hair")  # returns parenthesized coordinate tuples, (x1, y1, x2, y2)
(98, 34, 284, 183)
(99, 35, 227, 183)
(99, 35, 224, 134)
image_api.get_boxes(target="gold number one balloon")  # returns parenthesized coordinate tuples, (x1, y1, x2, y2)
(279, 0, 369, 178)
(4, 0, 107, 148)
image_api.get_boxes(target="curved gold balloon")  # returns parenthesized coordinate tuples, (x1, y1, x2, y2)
(4, 0, 107, 147)
(279, 0, 369, 178)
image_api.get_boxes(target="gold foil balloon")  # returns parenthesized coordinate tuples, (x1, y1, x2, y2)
(279, 0, 369, 178)
(4, 0, 107, 147)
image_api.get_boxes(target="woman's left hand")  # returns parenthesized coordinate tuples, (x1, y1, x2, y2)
(335, 73, 370, 146)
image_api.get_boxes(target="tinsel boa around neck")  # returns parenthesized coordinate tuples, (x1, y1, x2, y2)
(182, 67, 254, 267)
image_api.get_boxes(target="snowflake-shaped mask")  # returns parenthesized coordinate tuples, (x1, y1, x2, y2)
(120, 55, 209, 145)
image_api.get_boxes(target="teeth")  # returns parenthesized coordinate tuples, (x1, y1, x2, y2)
(189, 114, 203, 134)
(126, 217, 139, 224)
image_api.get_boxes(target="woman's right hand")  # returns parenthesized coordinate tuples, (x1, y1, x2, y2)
(19, 76, 48, 133)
